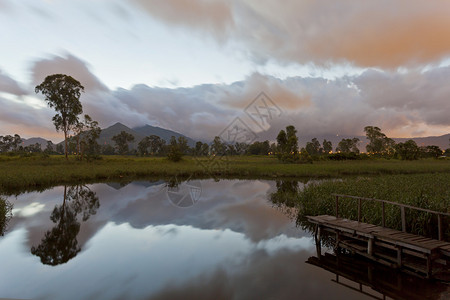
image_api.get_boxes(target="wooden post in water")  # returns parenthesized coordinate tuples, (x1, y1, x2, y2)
(368, 238, 374, 256)
(400, 206, 406, 232)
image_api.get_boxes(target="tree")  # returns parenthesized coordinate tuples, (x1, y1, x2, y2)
(286, 125, 299, 154)
(112, 131, 135, 155)
(235, 142, 249, 155)
(101, 144, 115, 155)
(31, 185, 99, 265)
(211, 136, 226, 155)
(364, 126, 395, 156)
(177, 136, 189, 154)
(423, 145, 443, 158)
(80, 115, 101, 160)
(167, 136, 183, 162)
(395, 140, 420, 160)
(305, 138, 321, 156)
(323, 139, 332, 154)
(0, 196, 13, 236)
(138, 137, 151, 156)
(35, 74, 84, 159)
(194, 141, 209, 156)
(72, 114, 101, 160)
(276, 130, 288, 153)
(11, 134, 21, 151)
(276, 125, 299, 162)
(336, 138, 360, 154)
(45, 141, 54, 154)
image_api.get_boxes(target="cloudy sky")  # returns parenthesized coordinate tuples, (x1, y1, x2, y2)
(1, 0, 450, 142)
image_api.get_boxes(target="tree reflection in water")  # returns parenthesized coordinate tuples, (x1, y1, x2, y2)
(31, 185, 99, 266)
(0, 196, 13, 236)
(269, 180, 302, 221)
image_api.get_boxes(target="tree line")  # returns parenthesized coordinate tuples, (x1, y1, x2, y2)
(275, 125, 449, 162)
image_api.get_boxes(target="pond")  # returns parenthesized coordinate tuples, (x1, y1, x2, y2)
(0, 179, 448, 300)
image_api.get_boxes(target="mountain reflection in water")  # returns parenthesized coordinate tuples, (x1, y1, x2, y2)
(0, 179, 447, 300)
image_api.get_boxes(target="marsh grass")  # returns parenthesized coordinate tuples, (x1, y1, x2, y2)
(295, 173, 450, 240)
(1, 154, 450, 193)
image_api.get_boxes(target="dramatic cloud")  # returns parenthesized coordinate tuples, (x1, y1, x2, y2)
(31, 54, 109, 92)
(132, 0, 233, 40)
(0, 95, 57, 139)
(0, 70, 27, 96)
(132, 0, 450, 68)
(2, 52, 450, 141)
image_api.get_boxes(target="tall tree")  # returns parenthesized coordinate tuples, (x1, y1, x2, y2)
(305, 138, 321, 155)
(364, 126, 395, 156)
(35, 74, 84, 159)
(276, 125, 299, 162)
(395, 140, 420, 160)
(336, 138, 360, 154)
(323, 139, 332, 154)
(211, 136, 226, 155)
(148, 135, 165, 155)
(112, 131, 135, 155)
(167, 136, 183, 162)
(79, 115, 101, 160)
(138, 137, 151, 156)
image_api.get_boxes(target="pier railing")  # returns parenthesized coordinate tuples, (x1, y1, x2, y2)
(332, 194, 450, 241)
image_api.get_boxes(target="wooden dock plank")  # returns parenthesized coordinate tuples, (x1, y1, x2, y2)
(306, 215, 450, 254)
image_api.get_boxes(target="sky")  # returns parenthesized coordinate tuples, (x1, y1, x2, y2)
(1, 0, 450, 142)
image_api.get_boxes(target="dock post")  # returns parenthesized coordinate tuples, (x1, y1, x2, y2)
(335, 195, 339, 218)
(396, 246, 402, 267)
(315, 226, 322, 258)
(368, 238, 374, 256)
(437, 214, 443, 241)
(381, 202, 385, 227)
(400, 206, 406, 232)
(358, 198, 361, 222)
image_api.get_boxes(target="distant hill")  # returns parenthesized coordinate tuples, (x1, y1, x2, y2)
(97, 122, 145, 149)
(22, 137, 51, 149)
(97, 122, 196, 148)
(299, 133, 450, 152)
(133, 124, 196, 146)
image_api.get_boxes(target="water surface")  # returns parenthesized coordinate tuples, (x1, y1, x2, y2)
(0, 180, 448, 299)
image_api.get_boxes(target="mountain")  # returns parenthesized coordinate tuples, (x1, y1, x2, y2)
(97, 122, 145, 148)
(22, 137, 52, 149)
(133, 124, 196, 146)
(393, 134, 450, 150)
(97, 122, 196, 148)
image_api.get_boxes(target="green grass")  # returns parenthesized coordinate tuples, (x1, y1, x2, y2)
(292, 173, 450, 240)
(1, 154, 450, 193)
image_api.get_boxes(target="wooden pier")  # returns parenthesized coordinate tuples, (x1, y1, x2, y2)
(307, 194, 450, 279)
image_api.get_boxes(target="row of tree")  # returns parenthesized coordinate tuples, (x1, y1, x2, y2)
(275, 125, 449, 162)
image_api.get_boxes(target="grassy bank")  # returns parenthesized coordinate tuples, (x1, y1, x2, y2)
(291, 173, 450, 240)
(1, 154, 450, 193)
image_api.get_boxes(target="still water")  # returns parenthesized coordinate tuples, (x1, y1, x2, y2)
(0, 179, 448, 300)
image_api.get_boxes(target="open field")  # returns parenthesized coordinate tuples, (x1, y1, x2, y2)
(0, 154, 450, 193)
